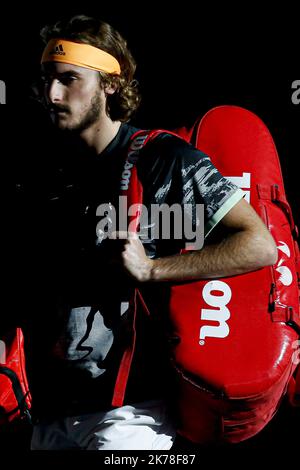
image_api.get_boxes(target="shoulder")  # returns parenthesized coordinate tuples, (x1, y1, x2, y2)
(145, 131, 209, 159)
(137, 131, 212, 177)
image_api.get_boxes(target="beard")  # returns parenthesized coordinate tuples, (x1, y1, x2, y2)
(51, 90, 103, 133)
(72, 91, 103, 133)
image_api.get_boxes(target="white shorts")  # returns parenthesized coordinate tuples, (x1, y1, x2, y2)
(31, 399, 176, 450)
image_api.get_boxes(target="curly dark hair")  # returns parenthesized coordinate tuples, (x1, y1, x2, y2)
(40, 14, 141, 122)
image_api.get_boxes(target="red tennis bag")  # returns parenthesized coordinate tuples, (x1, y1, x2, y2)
(0, 328, 31, 424)
(171, 105, 300, 443)
(114, 105, 300, 444)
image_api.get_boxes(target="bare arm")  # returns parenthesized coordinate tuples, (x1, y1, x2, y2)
(120, 198, 278, 282)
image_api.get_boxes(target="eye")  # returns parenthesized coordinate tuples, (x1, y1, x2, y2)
(40, 75, 78, 86)
(60, 76, 78, 85)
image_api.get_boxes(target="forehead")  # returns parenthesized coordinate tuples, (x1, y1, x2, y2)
(41, 62, 99, 78)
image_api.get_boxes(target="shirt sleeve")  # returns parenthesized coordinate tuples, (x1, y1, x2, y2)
(138, 133, 244, 240)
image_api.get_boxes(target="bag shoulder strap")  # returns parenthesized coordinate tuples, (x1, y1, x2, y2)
(111, 128, 180, 407)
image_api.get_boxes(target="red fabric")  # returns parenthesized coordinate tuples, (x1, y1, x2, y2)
(112, 291, 138, 407)
(171, 105, 300, 443)
(112, 153, 143, 407)
(0, 328, 31, 423)
(112, 111, 300, 441)
(112, 129, 180, 406)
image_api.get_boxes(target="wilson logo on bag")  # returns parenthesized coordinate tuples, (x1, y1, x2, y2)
(200, 280, 232, 344)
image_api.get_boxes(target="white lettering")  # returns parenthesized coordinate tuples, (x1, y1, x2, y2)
(0, 340, 6, 364)
(120, 164, 133, 190)
(199, 280, 232, 344)
(227, 172, 251, 203)
(95, 202, 116, 243)
(104, 454, 139, 467)
(291, 80, 300, 105)
(120, 134, 149, 190)
(0, 80, 6, 104)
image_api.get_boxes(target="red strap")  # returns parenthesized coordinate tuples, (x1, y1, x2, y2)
(271, 184, 299, 239)
(111, 290, 138, 407)
(136, 289, 151, 316)
(111, 129, 182, 407)
(257, 183, 298, 239)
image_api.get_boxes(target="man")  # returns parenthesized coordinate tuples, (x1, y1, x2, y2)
(18, 14, 277, 450)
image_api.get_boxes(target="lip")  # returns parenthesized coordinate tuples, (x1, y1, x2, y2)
(50, 108, 68, 115)
(53, 111, 69, 119)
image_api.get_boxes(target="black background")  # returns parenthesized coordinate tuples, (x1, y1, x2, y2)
(1, 2, 299, 223)
(0, 1, 299, 455)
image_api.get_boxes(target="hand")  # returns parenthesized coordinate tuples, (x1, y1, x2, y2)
(110, 231, 154, 282)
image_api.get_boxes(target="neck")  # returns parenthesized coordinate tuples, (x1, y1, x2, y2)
(79, 115, 122, 155)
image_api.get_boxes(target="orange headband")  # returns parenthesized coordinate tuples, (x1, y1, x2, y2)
(41, 38, 121, 75)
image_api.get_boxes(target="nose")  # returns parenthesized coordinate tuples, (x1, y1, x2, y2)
(47, 79, 64, 104)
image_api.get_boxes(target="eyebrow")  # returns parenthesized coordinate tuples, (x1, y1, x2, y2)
(58, 71, 82, 78)
(41, 70, 83, 79)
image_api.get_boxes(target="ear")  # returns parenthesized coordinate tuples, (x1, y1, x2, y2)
(105, 84, 117, 95)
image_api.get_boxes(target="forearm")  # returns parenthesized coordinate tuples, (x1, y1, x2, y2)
(120, 199, 278, 283)
(149, 230, 276, 282)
